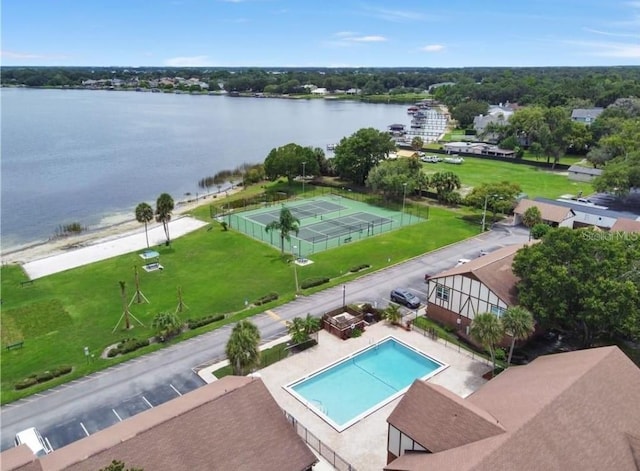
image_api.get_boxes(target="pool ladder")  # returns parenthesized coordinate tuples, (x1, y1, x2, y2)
(310, 399, 328, 414)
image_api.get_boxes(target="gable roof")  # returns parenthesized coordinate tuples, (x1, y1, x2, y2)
(571, 107, 604, 120)
(567, 165, 603, 176)
(385, 346, 640, 471)
(430, 244, 529, 306)
(5, 377, 316, 471)
(387, 381, 505, 453)
(611, 217, 640, 233)
(514, 198, 575, 224)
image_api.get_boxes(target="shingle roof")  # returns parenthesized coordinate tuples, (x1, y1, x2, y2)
(571, 107, 604, 120)
(514, 198, 574, 224)
(24, 377, 317, 471)
(387, 381, 505, 453)
(611, 217, 640, 233)
(567, 165, 603, 176)
(385, 346, 640, 471)
(430, 244, 529, 306)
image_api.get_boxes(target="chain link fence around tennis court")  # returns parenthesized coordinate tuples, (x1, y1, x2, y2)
(225, 194, 423, 257)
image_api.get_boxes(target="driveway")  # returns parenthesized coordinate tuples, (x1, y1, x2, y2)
(0, 225, 529, 452)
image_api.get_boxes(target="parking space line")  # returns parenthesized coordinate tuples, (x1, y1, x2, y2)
(169, 384, 182, 396)
(80, 422, 90, 437)
(112, 409, 123, 422)
(142, 396, 153, 408)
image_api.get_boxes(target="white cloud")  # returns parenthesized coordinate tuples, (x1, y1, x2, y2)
(346, 35, 387, 42)
(164, 55, 214, 66)
(565, 40, 640, 58)
(362, 6, 431, 22)
(421, 44, 445, 52)
(335, 31, 358, 37)
(583, 27, 640, 39)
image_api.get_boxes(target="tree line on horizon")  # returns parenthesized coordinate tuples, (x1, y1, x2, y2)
(3, 65, 640, 107)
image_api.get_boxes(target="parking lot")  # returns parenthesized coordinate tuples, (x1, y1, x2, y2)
(2, 372, 203, 452)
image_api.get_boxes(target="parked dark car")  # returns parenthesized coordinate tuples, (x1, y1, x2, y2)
(390, 288, 421, 309)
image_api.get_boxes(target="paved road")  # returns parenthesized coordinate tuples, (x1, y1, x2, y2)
(0, 225, 529, 452)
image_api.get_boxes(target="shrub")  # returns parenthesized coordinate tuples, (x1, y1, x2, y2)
(186, 314, 225, 329)
(300, 277, 330, 289)
(350, 328, 363, 338)
(254, 292, 279, 306)
(51, 365, 73, 377)
(15, 377, 38, 390)
(107, 348, 118, 358)
(36, 372, 54, 383)
(349, 264, 370, 273)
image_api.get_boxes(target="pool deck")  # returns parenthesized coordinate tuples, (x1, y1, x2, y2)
(258, 323, 492, 470)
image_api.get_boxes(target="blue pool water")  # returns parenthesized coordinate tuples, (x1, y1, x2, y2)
(287, 337, 446, 430)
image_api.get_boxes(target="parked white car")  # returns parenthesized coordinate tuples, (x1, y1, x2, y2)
(444, 157, 464, 164)
(420, 155, 442, 163)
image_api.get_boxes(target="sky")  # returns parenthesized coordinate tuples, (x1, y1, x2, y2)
(1, 0, 639, 67)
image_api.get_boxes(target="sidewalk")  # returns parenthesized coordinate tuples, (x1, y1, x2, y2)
(22, 216, 208, 279)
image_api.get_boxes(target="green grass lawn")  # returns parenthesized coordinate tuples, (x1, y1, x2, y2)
(0, 200, 478, 403)
(420, 155, 592, 199)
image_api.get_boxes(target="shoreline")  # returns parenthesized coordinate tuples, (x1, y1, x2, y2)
(0, 189, 240, 267)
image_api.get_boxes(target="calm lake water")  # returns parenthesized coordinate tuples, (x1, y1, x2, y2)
(1, 88, 409, 251)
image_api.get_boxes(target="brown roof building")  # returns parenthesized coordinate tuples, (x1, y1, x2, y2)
(513, 199, 576, 227)
(425, 244, 530, 345)
(1, 376, 317, 471)
(611, 217, 640, 233)
(385, 346, 640, 470)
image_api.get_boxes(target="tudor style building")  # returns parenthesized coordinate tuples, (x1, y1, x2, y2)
(425, 244, 528, 346)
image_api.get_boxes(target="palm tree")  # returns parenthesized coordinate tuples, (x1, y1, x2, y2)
(502, 306, 535, 365)
(118, 281, 130, 330)
(287, 316, 308, 344)
(225, 320, 261, 376)
(264, 206, 300, 255)
(155, 193, 174, 246)
(411, 136, 424, 153)
(470, 312, 504, 377)
(430, 171, 461, 202)
(383, 303, 402, 325)
(151, 312, 182, 339)
(135, 202, 154, 248)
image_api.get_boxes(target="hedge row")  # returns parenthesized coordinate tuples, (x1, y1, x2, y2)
(186, 314, 225, 329)
(254, 292, 278, 306)
(15, 365, 73, 390)
(301, 277, 330, 289)
(349, 264, 370, 273)
(107, 338, 150, 358)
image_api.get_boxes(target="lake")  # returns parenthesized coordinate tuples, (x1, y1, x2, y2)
(1, 88, 409, 252)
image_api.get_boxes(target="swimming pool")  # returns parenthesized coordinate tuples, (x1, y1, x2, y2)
(285, 337, 447, 431)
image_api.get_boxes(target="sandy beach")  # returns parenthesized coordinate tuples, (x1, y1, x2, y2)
(1, 189, 240, 277)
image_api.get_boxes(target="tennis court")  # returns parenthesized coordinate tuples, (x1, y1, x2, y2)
(227, 195, 422, 257)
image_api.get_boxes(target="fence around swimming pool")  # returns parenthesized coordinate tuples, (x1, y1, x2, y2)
(223, 192, 424, 257)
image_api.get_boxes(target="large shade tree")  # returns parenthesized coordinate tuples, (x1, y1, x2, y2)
(333, 127, 396, 185)
(470, 312, 504, 376)
(366, 158, 421, 200)
(155, 193, 174, 246)
(429, 171, 461, 202)
(464, 181, 521, 221)
(135, 202, 154, 248)
(513, 227, 640, 346)
(263, 143, 319, 185)
(225, 320, 261, 376)
(501, 306, 535, 365)
(264, 207, 300, 254)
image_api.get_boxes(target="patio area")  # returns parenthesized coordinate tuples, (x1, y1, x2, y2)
(258, 322, 491, 470)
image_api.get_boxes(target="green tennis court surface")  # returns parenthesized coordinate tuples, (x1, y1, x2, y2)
(228, 195, 422, 256)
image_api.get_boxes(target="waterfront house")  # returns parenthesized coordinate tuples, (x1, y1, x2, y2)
(385, 346, 640, 470)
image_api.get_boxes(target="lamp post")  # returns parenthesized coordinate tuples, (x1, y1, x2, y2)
(342, 285, 346, 307)
(401, 182, 408, 225)
(482, 194, 502, 232)
(292, 245, 299, 293)
(302, 161, 307, 196)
